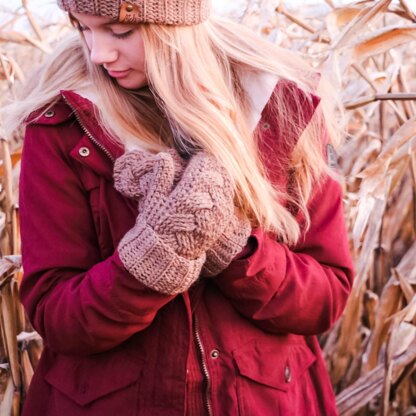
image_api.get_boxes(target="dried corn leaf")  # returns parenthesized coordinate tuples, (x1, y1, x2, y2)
(331, 0, 392, 50)
(394, 242, 416, 285)
(337, 338, 416, 415)
(21, 0, 46, 42)
(364, 290, 379, 330)
(0, 30, 51, 53)
(352, 193, 375, 247)
(12, 390, 19, 416)
(0, 53, 24, 83)
(358, 117, 416, 179)
(326, 6, 363, 39)
(364, 243, 416, 371)
(353, 177, 390, 291)
(364, 277, 402, 371)
(349, 139, 381, 176)
(396, 0, 416, 21)
(390, 136, 416, 167)
(0, 211, 5, 236)
(1, 140, 14, 209)
(0, 376, 14, 416)
(11, 280, 24, 334)
(0, 284, 20, 388)
(393, 269, 415, 304)
(326, 286, 365, 385)
(387, 295, 416, 324)
(389, 321, 416, 358)
(21, 349, 33, 392)
(352, 25, 416, 60)
(0, 257, 20, 282)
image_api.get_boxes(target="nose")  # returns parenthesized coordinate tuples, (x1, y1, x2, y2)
(89, 34, 117, 65)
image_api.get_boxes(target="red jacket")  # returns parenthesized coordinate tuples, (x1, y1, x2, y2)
(19, 83, 354, 416)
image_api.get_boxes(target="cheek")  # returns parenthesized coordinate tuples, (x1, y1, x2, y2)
(129, 37, 146, 69)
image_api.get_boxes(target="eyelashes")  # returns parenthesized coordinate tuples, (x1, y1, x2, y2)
(113, 30, 134, 39)
(76, 24, 134, 40)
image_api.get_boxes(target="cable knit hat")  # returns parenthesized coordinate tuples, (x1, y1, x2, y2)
(58, 0, 211, 25)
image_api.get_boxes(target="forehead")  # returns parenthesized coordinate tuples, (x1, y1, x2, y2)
(71, 12, 120, 28)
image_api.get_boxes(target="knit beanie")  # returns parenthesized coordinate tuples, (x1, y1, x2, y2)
(58, 0, 211, 25)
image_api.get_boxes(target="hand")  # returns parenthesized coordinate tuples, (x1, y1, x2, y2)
(201, 211, 252, 277)
(115, 150, 235, 294)
(146, 151, 235, 258)
(113, 149, 186, 200)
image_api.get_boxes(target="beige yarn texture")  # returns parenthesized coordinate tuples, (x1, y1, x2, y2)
(58, 0, 210, 25)
(115, 150, 239, 294)
(201, 212, 251, 277)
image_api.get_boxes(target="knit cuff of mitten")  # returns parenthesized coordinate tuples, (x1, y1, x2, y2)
(201, 215, 252, 277)
(118, 219, 205, 294)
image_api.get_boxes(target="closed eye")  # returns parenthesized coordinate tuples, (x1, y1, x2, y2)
(112, 30, 134, 39)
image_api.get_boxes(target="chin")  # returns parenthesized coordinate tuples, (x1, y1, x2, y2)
(117, 77, 148, 90)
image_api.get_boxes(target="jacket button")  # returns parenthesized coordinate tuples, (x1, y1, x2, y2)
(44, 110, 55, 118)
(79, 147, 90, 157)
(262, 122, 270, 130)
(285, 365, 291, 383)
(210, 349, 219, 359)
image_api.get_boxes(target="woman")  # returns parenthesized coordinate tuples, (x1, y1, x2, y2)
(8, 0, 354, 414)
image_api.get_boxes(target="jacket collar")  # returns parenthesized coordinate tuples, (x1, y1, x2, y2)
(59, 70, 321, 167)
(61, 70, 281, 144)
(59, 90, 125, 161)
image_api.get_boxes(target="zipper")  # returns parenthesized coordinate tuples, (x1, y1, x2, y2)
(193, 314, 213, 416)
(61, 93, 114, 162)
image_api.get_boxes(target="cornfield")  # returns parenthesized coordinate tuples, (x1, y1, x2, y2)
(0, 0, 415, 414)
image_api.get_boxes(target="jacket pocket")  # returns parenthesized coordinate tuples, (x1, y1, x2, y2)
(44, 352, 142, 415)
(233, 339, 317, 416)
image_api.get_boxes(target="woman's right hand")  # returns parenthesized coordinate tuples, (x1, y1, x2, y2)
(113, 149, 186, 201)
(114, 150, 236, 294)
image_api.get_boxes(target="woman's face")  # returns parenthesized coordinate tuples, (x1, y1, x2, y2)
(72, 12, 147, 90)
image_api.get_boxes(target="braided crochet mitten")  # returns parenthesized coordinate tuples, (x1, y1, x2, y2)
(201, 212, 251, 277)
(113, 149, 186, 201)
(115, 150, 235, 294)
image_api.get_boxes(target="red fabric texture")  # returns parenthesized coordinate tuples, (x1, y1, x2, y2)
(19, 83, 354, 416)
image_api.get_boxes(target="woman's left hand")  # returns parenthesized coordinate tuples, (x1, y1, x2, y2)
(201, 210, 251, 277)
(114, 148, 252, 279)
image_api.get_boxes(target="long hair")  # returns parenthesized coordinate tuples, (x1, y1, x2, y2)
(5, 16, 343, 244)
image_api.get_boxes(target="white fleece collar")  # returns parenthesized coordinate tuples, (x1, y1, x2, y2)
(240, 71, 279, 131)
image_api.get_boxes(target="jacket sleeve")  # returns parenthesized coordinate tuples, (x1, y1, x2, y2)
(19, 123, 174, 356)
(214, 173, 355, 335)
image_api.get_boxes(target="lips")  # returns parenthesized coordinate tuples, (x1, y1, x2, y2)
(106, 69, 130, 79)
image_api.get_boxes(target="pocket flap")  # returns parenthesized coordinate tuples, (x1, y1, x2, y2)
(233, 339, 316, 392)
(44, 352, 142, 406)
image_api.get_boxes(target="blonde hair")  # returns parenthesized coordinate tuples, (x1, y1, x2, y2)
(5, 17, 343, 244)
